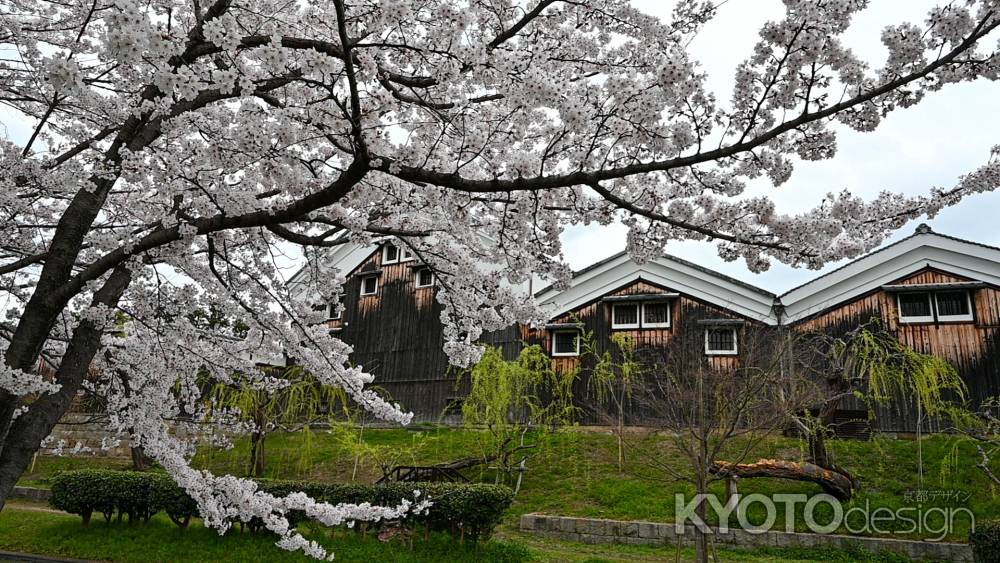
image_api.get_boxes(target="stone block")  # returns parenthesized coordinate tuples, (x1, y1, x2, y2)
(584, 519, 606, 536)
(638, 522, 658, 539)
(519, 513, 538, 531)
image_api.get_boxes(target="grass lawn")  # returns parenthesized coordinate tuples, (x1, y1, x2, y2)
(17, 426, 996, 543)
(0, 503, 914, 563)
(0, 502, 529, 563)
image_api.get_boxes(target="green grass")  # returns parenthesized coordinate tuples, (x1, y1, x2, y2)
(18, 426, 997, 543)
(186, 427, 995, 540)
(0, 504, 915, 563)
(0, 504, 530, 563)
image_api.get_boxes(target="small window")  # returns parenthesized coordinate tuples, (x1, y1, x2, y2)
(641, 302, 671, 328)
(328, 302, 342, 320)
(705, 327, 738, 355)
(611, 303, 640, 329)
(415, 268, 434, 288)
(400, 246, 415, 262)
(382, 244, 400, 264)
(360, 275, 378, 296)
(898, 292, 933, 323)
(552, 330, 580, 357)
(935, 290, 973, 322)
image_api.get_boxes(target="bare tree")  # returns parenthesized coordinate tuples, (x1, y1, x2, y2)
(626, 324, 820, 563)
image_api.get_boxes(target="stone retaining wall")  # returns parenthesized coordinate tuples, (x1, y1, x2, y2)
(519, 513, 972, 562)
(40, 413, 130, 458)
(12, 487, 51, 502)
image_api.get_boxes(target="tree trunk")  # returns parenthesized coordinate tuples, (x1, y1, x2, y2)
(694, 475, 709, 563)
(131, 445, 153, 471)
(712, 459, 854, 501)
(0, 267, 132, 510)
(808, 429, 832, 469)
(249, 432, 266, 477)
(617, 403, 625, 473)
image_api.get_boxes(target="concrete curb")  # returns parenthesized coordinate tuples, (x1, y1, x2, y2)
(519, 513, 973, 562)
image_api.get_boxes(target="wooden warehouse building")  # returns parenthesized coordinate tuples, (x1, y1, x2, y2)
(288, 224, 1000, 431)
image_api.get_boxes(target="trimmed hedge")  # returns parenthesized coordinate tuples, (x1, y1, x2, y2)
(971, 519, 1000, 563)
(49, 470, 513, 541)
(50, 469, 198, 527)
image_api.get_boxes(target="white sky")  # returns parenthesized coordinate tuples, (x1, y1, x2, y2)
(562, 0, 1000, 292)
(2, 1, 998, 294)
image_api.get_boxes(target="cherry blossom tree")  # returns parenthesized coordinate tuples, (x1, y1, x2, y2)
(2, 0, 1000, 556)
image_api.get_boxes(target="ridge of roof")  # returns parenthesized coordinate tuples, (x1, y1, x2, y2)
(537, 249, 776, 299)
(778, 223, 1000, 298)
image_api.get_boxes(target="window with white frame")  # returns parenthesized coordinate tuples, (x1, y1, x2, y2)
(328, 301, 342, 320)
(611, 303, 640, 329)
(400, 246, 415, 262)
(705, 326, 738, 355)
(611, 301, 670, 329)
(935, 290, 973, 322)
(359, 275, 378, 296)
(415, 267, 434, 288)
(552, 330, 580, 356)
(641, 302, 671, 328)
(897, 292, 934, 323)
(382, 243, 400, 264)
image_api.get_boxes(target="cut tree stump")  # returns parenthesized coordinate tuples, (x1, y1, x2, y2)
(712, 459, 854, 501)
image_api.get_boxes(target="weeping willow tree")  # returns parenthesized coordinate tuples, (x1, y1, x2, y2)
(586, 332, 642, 473)
(461, 344, 577, 492)
(797, 319, 967, 490)
(851, 326, 966, 487)
(206, 365, 349, 477)
(940, 398, 1000, 489)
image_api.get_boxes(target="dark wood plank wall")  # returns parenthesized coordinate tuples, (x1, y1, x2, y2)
(325, 249, 1000, 433)
(794, 268, 1000, 433)
(525, 279, 766, 424)
(328, 247, 521, 422)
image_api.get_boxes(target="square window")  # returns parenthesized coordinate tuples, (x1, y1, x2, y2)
(898, 292, 933, 323)
(641, 302, 671, 328)
(416, 268, 434, 288)
(400, 247, 415, 262)
(705, 327, 737, 355)
(552, 330, 580, 356)
(382, 244, 400, 264)
(360, 275, 378, 296)
(611, 303, 640, 329)
(935, 290, 973, 321)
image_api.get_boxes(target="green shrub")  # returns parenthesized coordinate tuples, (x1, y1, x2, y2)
(259, 479, 514, 541)
(149, 474, 199, 528)
(50, 469, 173, 525)
(369, 481, 514, 541)
(50, 469, 116, 524)
(48, 470, 514, 541)
(971, 519, 1000, 563)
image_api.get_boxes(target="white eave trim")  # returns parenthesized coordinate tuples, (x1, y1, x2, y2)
(537, 254, 779, 325)
(780, 233, 1000, 323)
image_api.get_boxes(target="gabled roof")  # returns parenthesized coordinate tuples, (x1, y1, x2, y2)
(287, 224, 1000, 328)
(779, 224, 1000, 323)
(534, 251, 780, 325)
(287, 234, 532, 297)
(287, 241, 378, 298)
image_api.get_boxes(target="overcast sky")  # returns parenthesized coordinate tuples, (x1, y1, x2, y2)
(561, 0, 1000, 293)
(2, 1, 998, 294)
